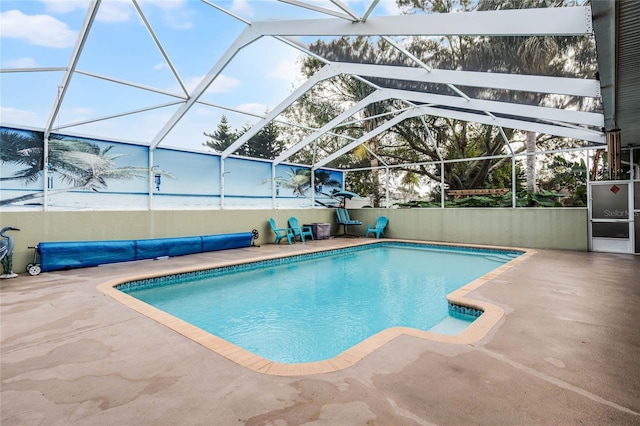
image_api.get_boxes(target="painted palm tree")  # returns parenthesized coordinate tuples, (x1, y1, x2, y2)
(313, 170, 341, 195)
(0, 129, 45, 183)
(274, 168, 312, 197)
(1, 136, 173, 206)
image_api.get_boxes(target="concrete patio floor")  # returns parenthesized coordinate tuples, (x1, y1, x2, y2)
(1, 239, 639, 425)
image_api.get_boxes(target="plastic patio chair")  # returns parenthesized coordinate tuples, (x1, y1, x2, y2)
(336, 208, 362, 237)
(269, 218, 294, 245)
(288, 217, 314, 243)
(366, 216, 388, 239)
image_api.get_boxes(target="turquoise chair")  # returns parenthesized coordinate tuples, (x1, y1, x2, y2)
(288, 217, 314, 243)
(336, 208, 362, 237)
(366, 216, 388, 239)
(269, 218, 294, 245)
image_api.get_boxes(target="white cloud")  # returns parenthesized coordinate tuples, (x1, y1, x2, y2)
(209, 75, 242, 93)
(164, 9, 192, 30)
(236, 103, 268, 116)
(96, 1, 132, 23)
(0, 106, 40, 126)
(138, 0, 192, 29)
(139, 0, 186, 10)
(194, 107, 218, 118)
(40, 0, 89, 14)
(266, 58, 302, 83)
(379, 0, 404, 15)
(154, 62, 168, 70)
(58, 107, 97, 125)
(2, 57, 38, 68)
(181, 74, 242, 94)
(231, 0, 253, 16)
(0, 10, 78, 48)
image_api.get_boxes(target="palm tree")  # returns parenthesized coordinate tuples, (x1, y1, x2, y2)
(313, 170, 341, 194)
(262, 167, 312, 197)
(401, 171, 421, 199)
(0, 128, 45, 183)
(1, 136, 172, 206)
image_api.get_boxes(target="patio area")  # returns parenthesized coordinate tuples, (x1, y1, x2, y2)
(1, 239, 639, 425)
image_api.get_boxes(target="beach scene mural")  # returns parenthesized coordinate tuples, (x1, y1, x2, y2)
(0, 126, 344, 210)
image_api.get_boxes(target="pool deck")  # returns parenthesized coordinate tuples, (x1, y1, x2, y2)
(2, 238, 639, 425)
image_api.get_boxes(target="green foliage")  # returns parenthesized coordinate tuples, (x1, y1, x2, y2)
(397, 188, 565, 208)
(203, 115, 285, 160)
(281, 0, 596, 206)
(395, 200, 442, 208)
(539, 156, 587, 206)
(499, 190, 564, 207)
(202, 115, 235, 152)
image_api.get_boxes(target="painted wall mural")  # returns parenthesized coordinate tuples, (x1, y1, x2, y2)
(0, 126, 343, 210)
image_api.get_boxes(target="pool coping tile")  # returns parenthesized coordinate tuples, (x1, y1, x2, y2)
(96, 239, 535, 376)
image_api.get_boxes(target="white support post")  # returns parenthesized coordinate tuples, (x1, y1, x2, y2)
(271, 164, 277, 209)
(512, 156, 517, 208)
(440, 161, 445, 208)
(311, 169, 316, 208)
(43, 135, 49, 211)
(586, 150, 592, 251)
(149, 149, 154, 210)
(385, 166, 390, 208)
(220, 159, 225, 210)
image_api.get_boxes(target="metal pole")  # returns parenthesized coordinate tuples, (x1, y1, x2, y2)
(512, 155, 516, 208)
(43, 135, 49, 211)
(440, 160, 445, 208)
(149, 150, 154, 210)
(385, 166, 390, 208)
(271, 164, 277, 209)
(220, 159, 225, 210)
(586, 149, 592, 251)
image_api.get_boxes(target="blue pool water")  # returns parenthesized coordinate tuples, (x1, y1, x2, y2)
(122, 243, 519, 363)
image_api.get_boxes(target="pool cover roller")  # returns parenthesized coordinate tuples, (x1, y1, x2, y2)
(36, 232, 253, 272)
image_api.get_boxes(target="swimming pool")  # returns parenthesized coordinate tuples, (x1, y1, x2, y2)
(117, 242, 522, 365)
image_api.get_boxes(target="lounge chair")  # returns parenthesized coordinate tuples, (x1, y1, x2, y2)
(336, 208, 362, 237)
(269, 218, 294, 245)
(288, 217, 314, 243)
(366, 216, 388, 239)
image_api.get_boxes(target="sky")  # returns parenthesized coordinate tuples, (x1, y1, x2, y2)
(0, 0, 403, 152)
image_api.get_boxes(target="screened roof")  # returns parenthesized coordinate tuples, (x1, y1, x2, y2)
(0, 0, 611, 168)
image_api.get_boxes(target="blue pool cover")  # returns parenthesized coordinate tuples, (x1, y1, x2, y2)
(37, 232, 253, 272)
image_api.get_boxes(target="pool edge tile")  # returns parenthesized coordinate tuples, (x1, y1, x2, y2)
(96, 240, 535, 377)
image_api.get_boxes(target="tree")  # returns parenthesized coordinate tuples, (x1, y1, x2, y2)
(0, 128, 45, 183)
(273, 168, 312, 197)
(203, 115, 236, 152)
(203, 115, 285, 160)
(313, 170, 341, 195)
(400, 171, 421, 198)
(397, 0, 598, 193)
(280, 1, 595, 204)
(291, 39, 404, 206)
(0, 134, 167, 206)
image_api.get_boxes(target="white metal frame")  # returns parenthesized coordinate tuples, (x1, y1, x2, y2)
(0, 1, 606, 213)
